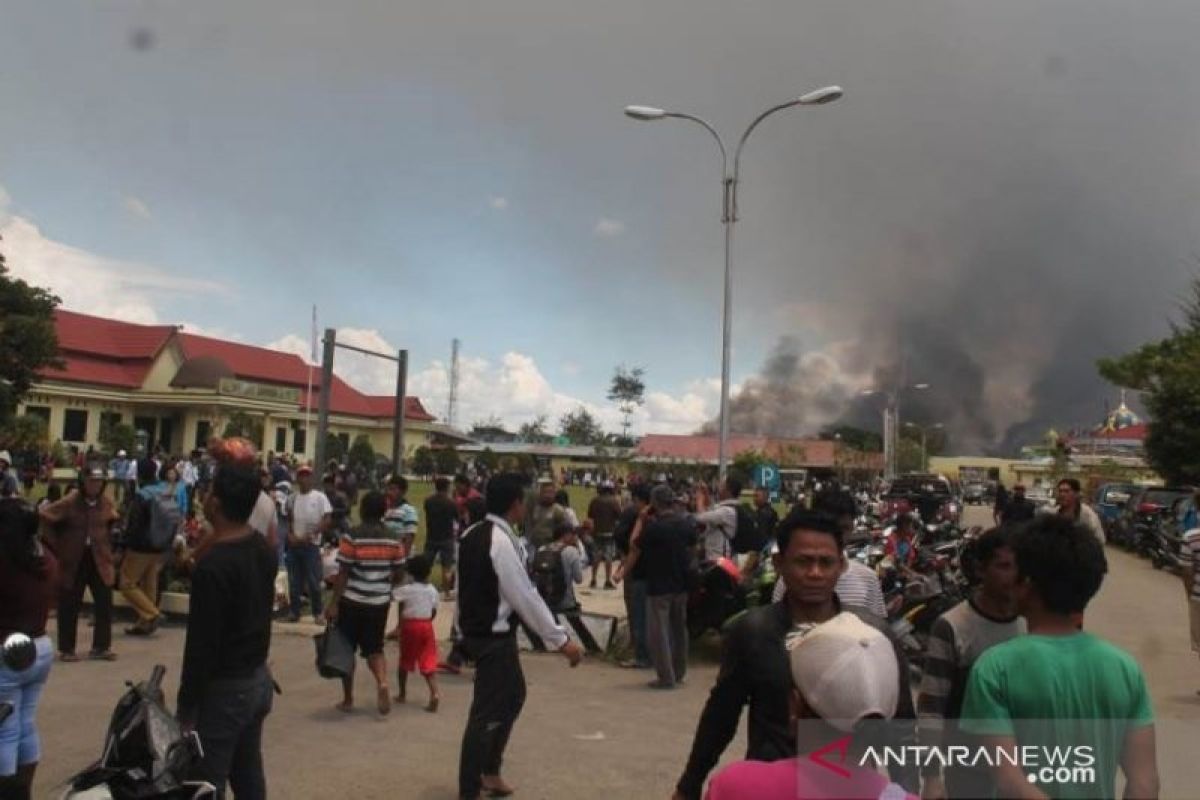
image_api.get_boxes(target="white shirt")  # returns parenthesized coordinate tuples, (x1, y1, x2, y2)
(247, 491, 277, 539)
(456, 514, 569, 649)
(178, 460, 198, 487)
(393, 582, 440, 620)
(290, 489, 332, 544)
(694, 501, 738, 561)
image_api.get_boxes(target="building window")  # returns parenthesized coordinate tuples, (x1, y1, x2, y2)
(100, 411, 122, 432)
(275, 426, 287, 453)
(195, 420, 211, 450)
(63, 409, 88, 442)
(337, 433, 350, 456)
(293, 426, 307, 455)
(25, 406, 50, 424)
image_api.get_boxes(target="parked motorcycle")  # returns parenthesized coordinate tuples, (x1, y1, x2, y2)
(62, 665, 214, 799)
(687, 557, 747, 639)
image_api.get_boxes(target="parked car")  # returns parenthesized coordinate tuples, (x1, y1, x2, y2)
(1093, 483, 1141, 542)
(1154, 496, 1195, 571)
(882, 474, 960, 524)
(962, 483, 987, 505)
(1111, 486, 1191, 552)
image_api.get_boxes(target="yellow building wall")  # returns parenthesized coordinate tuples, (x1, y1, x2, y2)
(19, 392, 135, 449)
(141, 343, 184, 392)
(927, 456, 1019, 486)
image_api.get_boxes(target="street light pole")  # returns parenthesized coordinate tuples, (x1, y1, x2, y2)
(904, 421, 943, 472)
(625, 86, 843, 483)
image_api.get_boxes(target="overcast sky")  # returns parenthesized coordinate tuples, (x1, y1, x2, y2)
(3, 1, 1199, 448)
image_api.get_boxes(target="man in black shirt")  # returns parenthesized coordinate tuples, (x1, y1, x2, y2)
(672, 508, 917, 799)
(178, 442, 277, 800)
(752, 486, 779, 547)
(613, 483, 652, 668)
(1000, 484, 1037, 524)
(424, 476, 460, 597)
(636, 484, 698, 689)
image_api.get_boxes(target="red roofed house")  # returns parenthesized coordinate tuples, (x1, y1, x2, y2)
(22, 309, 466, 462)
(634, 433, 883, 478)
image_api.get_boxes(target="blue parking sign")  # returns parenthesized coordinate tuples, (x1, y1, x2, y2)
(752, 463, 782, 501)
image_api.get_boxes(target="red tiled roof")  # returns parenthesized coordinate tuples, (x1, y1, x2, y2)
(40, 354, 152, 389)
(44, 310, 436, 421)
(1104, 423, 1147, 441)
(636, 434, 769, 463)
(54, 309, 175, 359)
(363, 395, 437, 422)
(178, 333, 312, 388)
(635, 434, 882, 470)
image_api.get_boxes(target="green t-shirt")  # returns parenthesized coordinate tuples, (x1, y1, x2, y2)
(960, 632, 1153, 799)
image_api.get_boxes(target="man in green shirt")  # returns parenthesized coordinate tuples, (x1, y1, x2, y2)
(960, 515, 1158, 800)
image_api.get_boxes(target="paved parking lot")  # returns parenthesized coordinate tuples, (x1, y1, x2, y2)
(33, 506, 1200, 798)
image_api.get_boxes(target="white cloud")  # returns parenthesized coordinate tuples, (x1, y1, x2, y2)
(489, 196, 509, 210)
(593, 217, 626, 237)
(0, 186, 226, 324)
(408, 350, 719, 435)
(562, 360, 581, 377)
(266, 327, 403, 397)
(122, 195, 152, 221)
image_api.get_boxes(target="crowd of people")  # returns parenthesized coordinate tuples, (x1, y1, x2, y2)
(0, 443, 1175, 799)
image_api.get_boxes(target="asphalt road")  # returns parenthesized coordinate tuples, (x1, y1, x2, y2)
(33, 506, 1200, 798)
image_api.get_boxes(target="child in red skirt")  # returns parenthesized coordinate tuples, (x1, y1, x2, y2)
(393, 554, 441, 712)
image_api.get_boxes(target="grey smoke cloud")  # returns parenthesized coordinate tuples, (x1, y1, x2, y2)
(681, 1, 1200, 453)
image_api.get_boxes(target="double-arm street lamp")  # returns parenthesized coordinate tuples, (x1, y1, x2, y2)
(625, 86, 844, 482)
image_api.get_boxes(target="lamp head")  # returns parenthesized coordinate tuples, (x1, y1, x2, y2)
(796, 85, 844, 105)
(624, 105, 667, 121)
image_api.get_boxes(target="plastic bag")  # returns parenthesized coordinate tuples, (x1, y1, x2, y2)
(314, 624, 355, 679)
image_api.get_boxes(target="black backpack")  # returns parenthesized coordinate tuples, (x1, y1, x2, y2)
(731, 503, 766, 555)
(532, 544, 568, 609)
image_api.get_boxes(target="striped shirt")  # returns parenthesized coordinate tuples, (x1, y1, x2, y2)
(383, 500, 419, 547)
(771, 560, 887, 619)
(337, 521, 405, 606)
(916, 597, 1024, 774)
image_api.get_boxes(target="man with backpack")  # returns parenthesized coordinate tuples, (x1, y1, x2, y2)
(694, 476, 761, 563)
(119, 458, 181, 636)
(533, 522, 588, 617)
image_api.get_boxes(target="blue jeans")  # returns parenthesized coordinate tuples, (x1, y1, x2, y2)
(0, 635, 53, 775)
(287, 543, 323, 619)
(624, 579, 651, 666)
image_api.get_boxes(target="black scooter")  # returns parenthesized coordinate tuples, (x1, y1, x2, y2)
(63, 664, 214, 799)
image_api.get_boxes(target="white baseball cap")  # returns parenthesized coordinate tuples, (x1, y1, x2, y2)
(788, 612, 899, 731)
(0, 450, 10, 466)
(117, 449, 127, 457)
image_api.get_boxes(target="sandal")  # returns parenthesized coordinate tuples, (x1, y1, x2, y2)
(88, 650, 118, 661)
(58, 652, 82, 663)
(425, 696, 440, 713)
(377, 685, 392, 716)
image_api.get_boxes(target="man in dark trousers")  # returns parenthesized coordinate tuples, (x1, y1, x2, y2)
(672, 508, 918, 800)
(456, 473, 583, 799)
(39, 466, 119, 661)
(423, 476, 460, 597)
(177, 440, 278, 799)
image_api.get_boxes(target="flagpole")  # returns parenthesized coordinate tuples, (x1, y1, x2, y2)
(304, 305, 316, 464)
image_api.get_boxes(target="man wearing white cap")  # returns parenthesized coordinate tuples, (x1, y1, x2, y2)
(706, 611, 916, 799)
